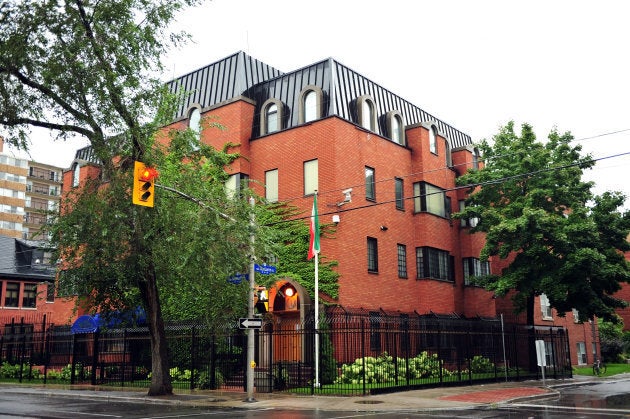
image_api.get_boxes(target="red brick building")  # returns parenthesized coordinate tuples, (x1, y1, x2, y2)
(63, 51, 599, 366)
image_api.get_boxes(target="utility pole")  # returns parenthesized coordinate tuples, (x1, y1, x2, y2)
(245, 196, 256, 402)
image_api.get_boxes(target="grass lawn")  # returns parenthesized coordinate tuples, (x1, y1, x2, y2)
(573, 362, 630, 378)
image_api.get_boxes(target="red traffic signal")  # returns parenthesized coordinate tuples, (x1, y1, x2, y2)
(132, 161, 158, 207)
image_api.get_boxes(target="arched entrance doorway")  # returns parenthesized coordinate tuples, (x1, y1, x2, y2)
(258, 279, 313, 366)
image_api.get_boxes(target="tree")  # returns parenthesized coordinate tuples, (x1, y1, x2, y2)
(455, 122, 630, 326)
(0, 0, 206, 396)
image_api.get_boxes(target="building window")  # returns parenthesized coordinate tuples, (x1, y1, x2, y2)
(414, 182, 447, 217)
(544, 341, 554, 367)
(265, 169, 278, 203)
(463, 257, 490, 285)
(429, 125, 438, 154)
(298, 86, 323, 123)
(395, 178, 404, 210)
(445, 139, 452, 167)
(458, 200, 479, 228)
(572, 308, 581, 323)
(304, 159, 318, 195)
(472, 148, 480, 170)
(5, 282, 19, 307)
(72, 163, 81, 188)
(22, 283, 36, 308)
(540, 293, 553, 320)
(576, 342, 587, 365)
(225, 173, 249, 198)
(416, 247, 454, 282)
(365, 166, 375, 201)
(188, 106, 202, 149)
(260, 99, 283, 135)
(367, 237, 378, 273)
(397, 244, 407, 279)
(46, 282, 55, 303)
(386, 111, 405, 145)
(357, 95, 376, 131)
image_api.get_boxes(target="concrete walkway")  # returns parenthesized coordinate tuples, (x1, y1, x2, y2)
(2, 375, 596, 412)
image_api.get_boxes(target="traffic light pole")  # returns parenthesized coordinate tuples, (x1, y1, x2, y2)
(246, 196, 256, 402)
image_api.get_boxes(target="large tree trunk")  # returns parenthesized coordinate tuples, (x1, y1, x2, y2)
(140, 265, 173, 396)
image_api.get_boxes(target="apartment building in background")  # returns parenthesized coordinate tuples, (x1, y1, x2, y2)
(0, 138, 64, 241)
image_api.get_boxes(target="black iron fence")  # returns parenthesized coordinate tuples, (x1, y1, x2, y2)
(0, 309, 572, 395)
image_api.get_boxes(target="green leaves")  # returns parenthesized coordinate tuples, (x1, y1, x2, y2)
(456, 122, 630, 322)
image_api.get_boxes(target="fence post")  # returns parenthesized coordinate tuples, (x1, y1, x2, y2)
(91, 330, 99, 385)
(361, 319, 366, 395)
(512, 325, 519, 380)
(70, 333, 77, 384)
(437, 321, 443, 384)
(190, 325, 197, 391)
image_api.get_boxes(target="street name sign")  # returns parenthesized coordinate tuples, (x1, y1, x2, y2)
(254, 264, 277, 275)
(239, 318, 263, 329)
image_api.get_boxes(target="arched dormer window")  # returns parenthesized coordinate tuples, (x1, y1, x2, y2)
(429, 125, 438, 154)
(72, 163, 81, 188)
(445, 139, 452, 168)
(298, 86, 323, 124)
(357, 95, 376, 131)
(260, 98, 283, 135)
(386, 111, 405, 145)
(187, 105, 202, 150)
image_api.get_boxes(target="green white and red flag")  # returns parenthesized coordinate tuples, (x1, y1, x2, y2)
(308, 193, 320, 260)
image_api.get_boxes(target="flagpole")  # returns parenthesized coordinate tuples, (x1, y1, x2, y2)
(314, 250, 320, 388)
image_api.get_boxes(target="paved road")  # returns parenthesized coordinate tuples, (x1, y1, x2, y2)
(1, 377, 629, 418)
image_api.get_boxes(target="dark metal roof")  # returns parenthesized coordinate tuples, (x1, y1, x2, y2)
(170, 52, 472, 148)
(0, 235, 55, 281)
(167, 51, 284, 119)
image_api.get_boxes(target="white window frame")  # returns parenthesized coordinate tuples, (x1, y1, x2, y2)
(265, 169, 279, 203)
(540, 294, 553, 320)
(303, 159, 318, 196)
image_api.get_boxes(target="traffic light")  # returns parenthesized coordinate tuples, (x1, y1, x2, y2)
(255, 287, 268, 314)
(132, 161, 158, 207)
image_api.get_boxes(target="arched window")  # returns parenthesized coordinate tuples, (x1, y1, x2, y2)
(187, 106, 201, 150)
(357, 95, 376, 131)
(298, 86, 324, 124)
(386, 111, 405, 145)
(429, 125, 438, 154)
(72, 163, 81, 188)
(445, 139, 452, 167)
(188, 107, 201, 138)
(260, 99, 283, 135)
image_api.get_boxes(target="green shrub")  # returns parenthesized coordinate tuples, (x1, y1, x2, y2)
(469, 355, 495, 373)
(0, 361, 21, 379)
(334, 351, 450, 384)
(196, 369, 224, 389)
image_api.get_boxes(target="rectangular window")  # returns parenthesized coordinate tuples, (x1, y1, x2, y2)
(22, 283, 37, 308)
(5, 282, 19, 307)
(413, 182, 447, 217)
(304, 159, 318, 195)
(463, 257, 490, 285)
(459, 200, 479, 227)
(540, 294, 553, 319)
(544, 341, 554, 367)
(576, 342, 587, 365)
(397, 244, 407, 278)
(395, 177, 404, 210)
(367, 237, 378, 273)
(416, 247, 454, 281)
(365, 166, 375, 201)
(46, 282, 55, 303)
(265, 169, 278, 203)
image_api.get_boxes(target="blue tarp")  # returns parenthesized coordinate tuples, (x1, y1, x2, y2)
(70, 307, 147, 334)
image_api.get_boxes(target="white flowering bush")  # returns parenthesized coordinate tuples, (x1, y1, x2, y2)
(335, 351, 451, 384)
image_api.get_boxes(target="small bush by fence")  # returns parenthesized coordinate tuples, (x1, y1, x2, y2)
(0, 309, 572, 395)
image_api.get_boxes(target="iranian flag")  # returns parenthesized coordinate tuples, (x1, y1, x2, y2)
(308, 193, 320, 260)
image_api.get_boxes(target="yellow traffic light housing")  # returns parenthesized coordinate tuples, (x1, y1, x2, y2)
(132, 161, 158, 207)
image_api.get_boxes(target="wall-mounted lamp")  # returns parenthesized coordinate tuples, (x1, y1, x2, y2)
(332, 214, 340, 225)
(380, 225, 388, 231)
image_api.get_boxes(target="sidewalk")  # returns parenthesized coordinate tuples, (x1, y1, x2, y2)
(1, 375, 594, 412)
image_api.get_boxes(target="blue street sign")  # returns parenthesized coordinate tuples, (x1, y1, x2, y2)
(228, 273, 248, 284)
(254, 264, 277, 275)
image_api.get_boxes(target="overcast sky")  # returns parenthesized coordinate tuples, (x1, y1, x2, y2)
(9, 0, 630, 204)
